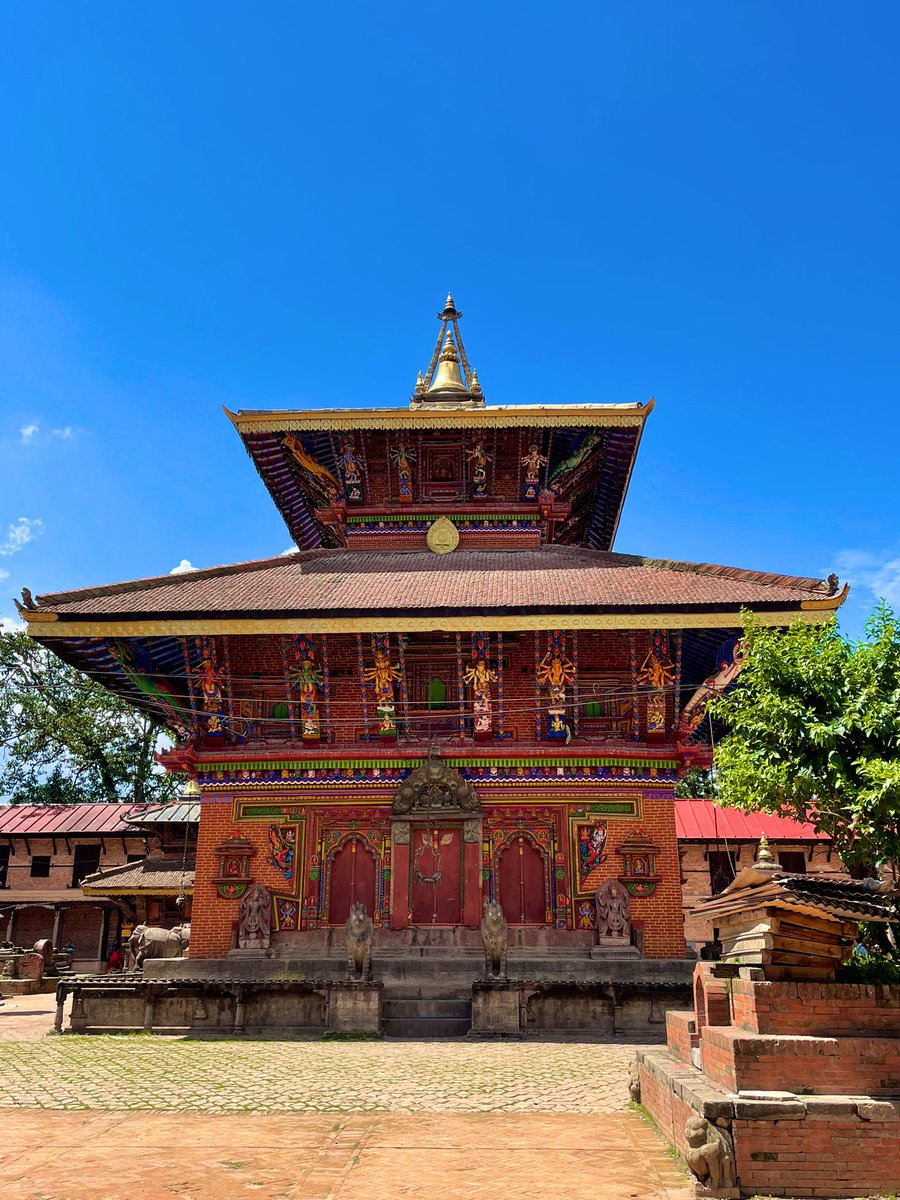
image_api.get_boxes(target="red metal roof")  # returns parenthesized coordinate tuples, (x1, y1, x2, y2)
(35, 546, 837, 617)
(0, 803, 139, 837)
(675, 799, 830, 842)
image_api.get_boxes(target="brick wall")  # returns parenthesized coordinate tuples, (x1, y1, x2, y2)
(701, 1024, 900, 1096)
(731, 979, 900, 1037)
(734, 1114, 900, 1199)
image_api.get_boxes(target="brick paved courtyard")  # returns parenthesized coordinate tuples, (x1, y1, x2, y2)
(0, 994, 693, 1200)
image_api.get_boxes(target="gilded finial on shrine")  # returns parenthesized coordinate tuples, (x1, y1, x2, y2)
(428, 332, 468, 392)
(414, 371, 426, 394)
(470, 369, 482, 394)
(754, 834, 779, 870)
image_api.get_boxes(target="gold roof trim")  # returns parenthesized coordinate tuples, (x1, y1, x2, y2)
(28, 607, 839, 639)
(225, 400, 653, 434)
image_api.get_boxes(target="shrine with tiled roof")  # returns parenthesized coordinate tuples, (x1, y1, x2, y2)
(20, 294, 846, 960)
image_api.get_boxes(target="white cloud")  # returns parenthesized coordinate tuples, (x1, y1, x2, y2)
(0, 517, 45, 556)
(279, 545, 299, 556)
(51, 425, 77, 439)
(833, 548, 900, 607)
(169, 559, 196, 575)
(0, 568, 9, 582)
(19, 423, 39, 444)
(0, 614, 25, 634)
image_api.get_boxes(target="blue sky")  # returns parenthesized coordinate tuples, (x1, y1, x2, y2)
(1, 2, 898, 639)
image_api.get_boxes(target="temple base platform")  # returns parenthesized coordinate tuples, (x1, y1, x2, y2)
(58, 936, 693, 1038)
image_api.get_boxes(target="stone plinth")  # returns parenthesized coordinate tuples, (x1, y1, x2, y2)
(325, 983, 382, 1035)
(470, 982, 522, 1037)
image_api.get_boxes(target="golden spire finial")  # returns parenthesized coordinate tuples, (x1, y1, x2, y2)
(440, 332, 459, 361)
(428, 331, 467, 392)
(754, 833, 780, 870)
(414, 371, 426, 394)
(470, 368, 482, 394)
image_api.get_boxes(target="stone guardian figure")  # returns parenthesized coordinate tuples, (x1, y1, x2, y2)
(481, 900, 508, 979)
(683, 1116, 737, 1190)
(595, 878, 631, 943)
(237, 884, 272, 950)
(345, 902, 374, 980)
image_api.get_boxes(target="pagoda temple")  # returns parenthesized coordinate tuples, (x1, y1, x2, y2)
(20, 295, 846, 963)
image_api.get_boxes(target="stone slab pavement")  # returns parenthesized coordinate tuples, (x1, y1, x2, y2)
(0, 992, 694, 1200)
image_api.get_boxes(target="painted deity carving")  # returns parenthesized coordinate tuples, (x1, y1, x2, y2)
(520, 443, 548, 501)
(268, 824, 296, 881)
(338, 437, 365, 504)
(283, 433, 342, 504)
(637, 632, 675, 737)
(481, 900, 508, 979)
(465, 436, 492, 498)
(364, 638, 402, 737)
(677, 637, 746, 741)
(389, 441, 417, 503)
(683, 1116, 736, 1190)
(578, 821, 608, 884)
(238, 884, 272, 950)
(464, 651, 497, 740)
(109, 641, 193, 741)
(393, 758, 480, 814)
(536, 634, 576, 739)
(291, 642, 324, 741)
(193, 637, 225, 735)
(595, 878, 631, 942)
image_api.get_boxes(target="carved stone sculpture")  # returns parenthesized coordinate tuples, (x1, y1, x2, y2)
(481, 900, 508, 979)
(393, 756, 479, 815)
(128, 924, 189, 968)
(683, 1116, 736, 1190)
(595, 878, 631, 942)
(345, 902, 374, 980)
(238, 884, 272, 950)
(33, 938, 54, 967)
(628, 1056, 641, 1103)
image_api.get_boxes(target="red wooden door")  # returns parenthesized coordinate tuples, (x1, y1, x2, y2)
(409, 826, 462, 925)
(497, 836, 547, 925)
(328, 837, 377, 925)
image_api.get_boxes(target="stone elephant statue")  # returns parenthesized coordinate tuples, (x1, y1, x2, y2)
(128, 923, 190, 969)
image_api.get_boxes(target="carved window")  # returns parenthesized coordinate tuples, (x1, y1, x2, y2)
(427, 677, 448, 710)
(30, 855, 51, 878)
(272, 701, 289, 721)
(71, 844, 102, 887)
(778, 850, 806, 874)
(708, 850, 736, 895)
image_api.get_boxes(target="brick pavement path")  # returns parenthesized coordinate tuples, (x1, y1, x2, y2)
(0, 993, 693, 1200)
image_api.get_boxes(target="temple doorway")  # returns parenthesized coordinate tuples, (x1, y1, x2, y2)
(328, 837, 377, 926)
(497, 835, 547, 924)
(408, 825, 463, 925)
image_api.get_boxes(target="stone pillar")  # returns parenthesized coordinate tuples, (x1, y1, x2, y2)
(390, 820, 410, 929)
(51, 906, 63, 950)
(463, 818, 482, 928)
(97, 908, 112, 963)
(7, 908, 18, 945)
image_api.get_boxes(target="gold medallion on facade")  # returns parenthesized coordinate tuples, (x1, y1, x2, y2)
(426, 515, 460, 555)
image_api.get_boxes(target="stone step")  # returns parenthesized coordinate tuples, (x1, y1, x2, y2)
(383, 997, 472, 1020)
(382, 1015, 472, 1039)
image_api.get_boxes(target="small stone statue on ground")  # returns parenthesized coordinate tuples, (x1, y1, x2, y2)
(238, 884, 272, 950)
(345, 902, 373, 980)
(595, 878, 631, 942)
(628, 1056, 641, 1103)
(128, 924, 190, 968)
(683, 1115, 736, 1190)
(481, 900, 508, 979)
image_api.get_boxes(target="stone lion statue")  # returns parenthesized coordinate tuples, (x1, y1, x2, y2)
(628, 1056, 641, 1103)
(345, 902, 373, 981)
(481, 900, 508, 979)
(683, 1115, 736, 1190)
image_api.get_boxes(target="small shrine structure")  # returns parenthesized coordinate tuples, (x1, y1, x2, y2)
(635, 839, 900, 1198)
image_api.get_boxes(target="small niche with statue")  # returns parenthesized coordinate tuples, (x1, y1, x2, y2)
(617, 831, 661, 898)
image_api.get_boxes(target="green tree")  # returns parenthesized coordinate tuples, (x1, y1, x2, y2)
(708, 604, 900, 878)
(675, 767, 716, 799)
(0, 629, 180, 805)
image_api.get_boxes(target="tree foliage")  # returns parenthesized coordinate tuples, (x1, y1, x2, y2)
(708, 604, 900, 878)
(675, 767, 716, 799)
(0, 629, 180, 805)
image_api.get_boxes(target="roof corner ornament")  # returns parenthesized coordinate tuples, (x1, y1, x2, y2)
(410, 292, 486, 410)
(753, 834, 780, 871)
